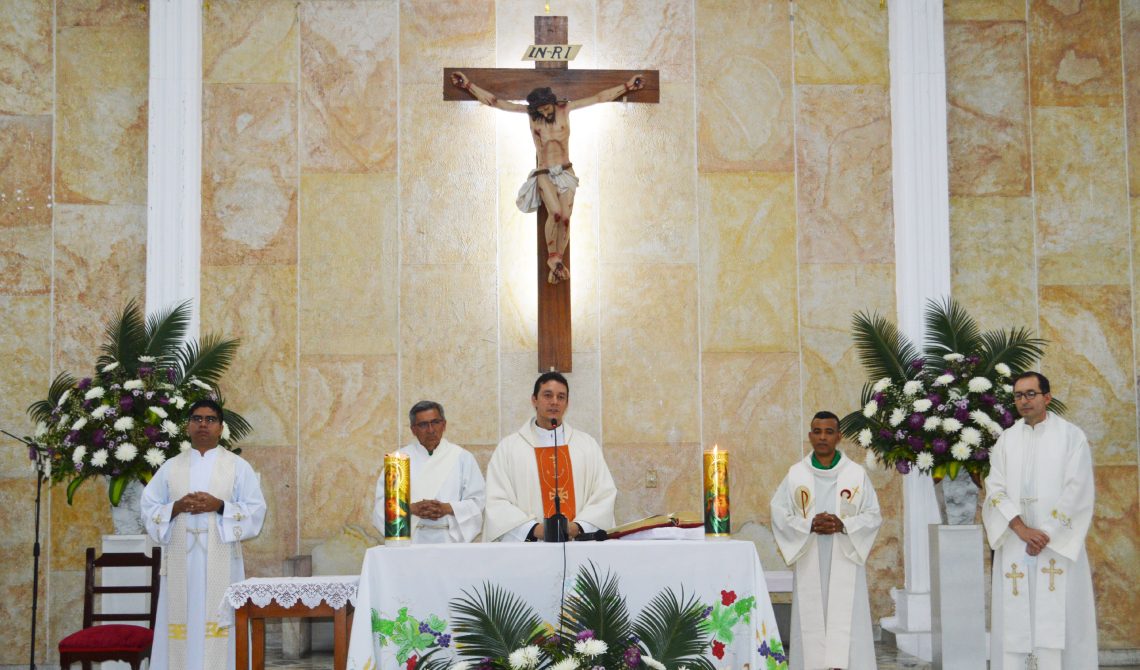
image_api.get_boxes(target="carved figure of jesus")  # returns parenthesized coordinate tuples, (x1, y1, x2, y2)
(451, 71, 645, 283)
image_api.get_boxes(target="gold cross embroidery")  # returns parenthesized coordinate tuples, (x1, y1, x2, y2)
(232, 511, 247, 522)
(1041, 558, 1064, 592)
(1006, 563, 1024, 596)
(1051, 509, 1072, 528)
(151, 514, 164, 525)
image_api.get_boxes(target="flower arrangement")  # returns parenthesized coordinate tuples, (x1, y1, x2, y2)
(840, 299, 1064, 482)
(25, 300, 250, 505)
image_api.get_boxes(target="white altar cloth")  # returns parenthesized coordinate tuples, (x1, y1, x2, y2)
(217, 575, 360, 626)
(347, 540, 783, 670)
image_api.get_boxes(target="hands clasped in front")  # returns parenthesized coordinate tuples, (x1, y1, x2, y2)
(1010, 516, 1050, 556)
(811, 512, 845, 535)
(172, 491, 223, 518)
(410, 500, 454, 521)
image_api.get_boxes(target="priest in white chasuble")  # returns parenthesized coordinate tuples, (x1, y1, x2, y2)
(771, 411, 881, 670)
(983, 372, 1097, 670)
(371, 400, 486, 543)
(141, 400, 267, 670)
(484, 372, 616, 542)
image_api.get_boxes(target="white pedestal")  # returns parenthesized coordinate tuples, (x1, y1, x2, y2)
(929, 525, 987, 670)
(100, 534, 158, 670)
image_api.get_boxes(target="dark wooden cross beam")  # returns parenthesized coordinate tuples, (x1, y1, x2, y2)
(444, 16, 659, 373)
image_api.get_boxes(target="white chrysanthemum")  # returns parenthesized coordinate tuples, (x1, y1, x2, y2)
(941, 417, 963, 433)
(912, 399, 933, 412)
(960, 427, 982, 446)
(865, 451, 880, 470)
(934, 374, 955, 386)
(951, 442, 972, 461)
(995, 363, 1011, 377)
(148, 406, 168, 419)
(551, 658, 580, 670)
(174, 395, 187, 409)
(944, 353, 965, 362)
(452, 663, 470, 670)
(57, 389, 71, 406)
(161, 419, 179, 437)
(123, 379, 144, 390)
(916, 452, 935, 471)
(115, 443, 137, 462)
(84, 386, 105, 400)
(971, 410, 996, 430)
(72, 446, 87, 463)
(923, 416, 941, 431)
(967, 377, 993, 393)
(59, 414, 69, 426)
(903, 380, 924, 396)
(948, 388, 963, 400)
(858, 428, 872, 447)
(91, 405, 109, 419)
(873, 377, 893, 393)
(642, 656, 666, 670)
(189, 378, 212, 390)
(138, 355, 156, 363)
(113, 416, 135, 432)
(575, 639, 608, 658)
(179, 441, 192, 452)
(508, 646, 541, 670)
(34, 421, 47, 437)
(71, 417, 87, 431)
(101, 361, 119, 372)
(1003, 384, 1014, 394)
(91, 449, 109, 466)
(862, 400, 879, 417)
(144, 448, 166, 468)
(221, 423, 231, 441)
(889, 408, 906, 427)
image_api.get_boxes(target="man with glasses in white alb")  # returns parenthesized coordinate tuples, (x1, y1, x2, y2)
(372, 401, 486, 543)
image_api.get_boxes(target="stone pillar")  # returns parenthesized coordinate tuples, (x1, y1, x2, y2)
(880, 0, 952, 661)
(146, 0, 203, 336)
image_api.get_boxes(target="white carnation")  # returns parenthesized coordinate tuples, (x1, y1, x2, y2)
(123, 379, 144, 390)
(575, 639, 608, 658)
(91, 405, 109, 419)
(941, 417, 963, 433)
(995, 363, 1011, 377)
(967, 377, 993, 393)
(221, 423, 231, 441)
(642, 656, 666, 670)
(951, 442, 972, 461)
(551, 658, 580, 670)
(148, 406, 168, 419)
(180, 441, 192, 452)
(138, 355, 156, 363)
(189, 378, 212, 390)
(934, 374, 955, 386)
(903, 380, 924, 396)
(115, 443, 138, 462)
(508, 646, 541, 670)
(84, 386, 105, 400)
(161, 420, 179, 437)
(916, 452, 935, 471)
(912, 399, 933, 412)
(944, 353, 965, 362)
(57, 390, 71, 406)
(113, 417, 135, 432)
(858, 428, 873, 447)
(91, 449, 109, 466)
(862, 400, 879, 417)
(923, 416, 942, 431)
(34, 422, 47, 437)
(72, 446, 87, 463)
(144, 448, 166, 468)
(101, 361, 119, 372)
(865, 451, 880, 470)
(960, 426, 982, 446)
(889, 408, 906, 427)
(873, 377, 893, 392)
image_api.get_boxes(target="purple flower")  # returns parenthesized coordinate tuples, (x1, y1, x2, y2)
(145, 391, 155, 400)
(51, 406, 60, 416)
(956, 399, 969, 410)
(132, 390, 142, 397)
(624, 647, 642, 668)
(156, 441, 169, 448)
(68, 430, 80, 443)
(980, 393, 996, 406)
(873, 391, 885, 403)
(878, 429, 894, 441)
(954, 407, 970, 422)
(437, 634, 451, 648)
(896, 460, 912, 474)
(119, 397, 134, 412)
(104, 406, 118, 418)
(967, 356, 980, 364)
(210, 392, 218, 401)
(78, 377, 92, 390)
(908, 435, 924, 450)
(139, 366, 154, 377)
(111, 468, 120, 475)
(27, 446, 37, 461)
(577, 630, 595, 642)
(144, 426, 160, 442)
(1000, 413, 1015, 428)
(910, 358, 925, 368)
(895, 430, 906, 441)
(477, 659, 494, 670)
(974, 449, 990, 460)
(159, 396, 171, 405)
(167, 368, 177, 382)
(92, 430, 106, 447)
(46, 447, 55, 459)
(110, 384, 121, 390)
(908, 413, 924, 429)
(926, 393, 942, 405)
(932, 438, 949, 454)
(82, 399, 94, 411)
(74, 462, 83, 473)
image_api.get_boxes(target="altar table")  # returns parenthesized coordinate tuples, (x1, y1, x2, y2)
(346, 541, 781, 670)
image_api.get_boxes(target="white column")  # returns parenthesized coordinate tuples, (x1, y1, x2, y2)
(880, 0, 951, 661)
(146, 0, 203, 338)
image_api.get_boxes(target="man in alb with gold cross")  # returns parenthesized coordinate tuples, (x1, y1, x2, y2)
(983, 372, 1097, 670)
(483, 372, 616, 541)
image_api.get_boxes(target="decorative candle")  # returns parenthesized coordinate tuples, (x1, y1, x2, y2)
(384, 452, 411, 546)
(703, 446, 730, 538)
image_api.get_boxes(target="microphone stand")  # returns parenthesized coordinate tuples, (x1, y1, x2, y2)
(3, 428, 43, 670)
(544, 420, 569, 543)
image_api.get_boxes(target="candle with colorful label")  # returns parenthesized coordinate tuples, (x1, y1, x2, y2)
(384, 452, 411, 546)
(703, 445, 730, 538)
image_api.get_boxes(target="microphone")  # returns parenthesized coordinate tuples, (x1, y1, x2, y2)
(572, 529, 608, 542)
(543, 418, 569, 543)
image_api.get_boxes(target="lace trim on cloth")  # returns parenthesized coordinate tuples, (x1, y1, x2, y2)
(217, 576, 360, 626)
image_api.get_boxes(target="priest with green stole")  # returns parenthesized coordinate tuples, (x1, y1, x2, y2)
(771, 411, 881, 670)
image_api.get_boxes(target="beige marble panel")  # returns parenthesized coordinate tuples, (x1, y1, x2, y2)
(57, 0, 149, 28)
(1088, 465, 1140, 648)
(300, 355, 398, 540)
(239, 445, 298, 577)
(50, 476, 112, 571)
(201, 265, 298, 447)
(1124, 19, 1140, 196)
(202, 84, 298, 266)
(601, 264, 699, 444)
(47, 569, 85, 663)
(1127, 0, 1140, 20)
(300, 174, 398, 356)
(0, 296, 50, 479)
(796, 85, 893, 264)
(203, 0, 298, 84)
(400, 0, 495, 84)
(945, 0, 1027, 20)
(1029, 0, 1123, 107)
(1039, 286, 1137, 466)
(793, 0, 888, 85)
(598, 84, 695, 264)
(401, 84, 497, 264)
(52, 204, 147, 376)
(701, 353, 801, 524)
(949, 197, 1037, 333)
(0, 115, 53, 228)
(300, 1, 398, 174)
(401, 264, 499, 446)
(0, 0, 52, 115)
(1032, 107, 1130, 285)
(799, 263, 896, 422)
(499, 351, 602, 442)
(55, 25, 147, 205)
(596, 0, 694, 83)
(945, 21, 1032, 197)
(1135, 199, 1140, 377)
(0, 477, 47, 664)
(700, 173, 799, 353)
(0, 226, 51, 296)
(865, 472, 903, 619)
(605, 441, 703, 526)
(695, 0, 794, 173)
(496, 0, 597, 68)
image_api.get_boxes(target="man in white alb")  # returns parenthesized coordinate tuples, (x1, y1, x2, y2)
(983, 371, 1097, 670)
(771, 411, 881, 670)
(372, 401, 486, 543)
(142, 400, 267, 670)
(484, 372, 616, 541)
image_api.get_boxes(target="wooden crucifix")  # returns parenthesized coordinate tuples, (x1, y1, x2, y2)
(444, 15, 659, 372)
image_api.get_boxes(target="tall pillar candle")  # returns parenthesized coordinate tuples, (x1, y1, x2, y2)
(703, 447, 730, 538)
(384, 453, 411, 546)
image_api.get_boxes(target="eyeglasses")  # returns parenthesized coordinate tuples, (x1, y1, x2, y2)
(1013, 391, 1043, 401)
(189, 415, 220, 425)
(413, 419, 445, 430)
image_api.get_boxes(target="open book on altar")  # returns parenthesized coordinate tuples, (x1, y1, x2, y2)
(607, 512, 704, 540)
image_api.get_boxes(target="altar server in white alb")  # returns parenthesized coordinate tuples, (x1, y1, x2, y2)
(983, 371, 1097, 670)
(371, 400, 486, 543)
(141, 400, 267, 670)
(771, 411, 881, 670)
(484, 372, 616, 541)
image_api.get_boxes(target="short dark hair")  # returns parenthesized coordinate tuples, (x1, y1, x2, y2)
(533, 371, 569, 398)
(188, 399, 225, 425)
(409, 400, 446, 425)
(812, 411, 840, 428)
(526, 87, 558, 121)
(1013, 371, 1050, 395)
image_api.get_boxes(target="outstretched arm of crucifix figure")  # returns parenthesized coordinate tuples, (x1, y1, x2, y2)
(567, 75, 645, 111)
(450, 72, 526, 112)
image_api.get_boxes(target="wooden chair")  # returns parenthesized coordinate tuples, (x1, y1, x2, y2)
(58, 546, 162, 670)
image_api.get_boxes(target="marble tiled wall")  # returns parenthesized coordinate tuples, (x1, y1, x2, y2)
(946, 0, 1140, 649)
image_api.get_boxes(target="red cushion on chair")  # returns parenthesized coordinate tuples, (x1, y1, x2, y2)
(59, 624, 154, 653)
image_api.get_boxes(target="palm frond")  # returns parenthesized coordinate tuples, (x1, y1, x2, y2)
(28, 372, 78, 424)
(978, 328, 1046, 376)
(851, 311, 922, 382)
(564, 563, 633, 670)
(97, 300, 147, 372)
(451, 583, 544, 662)
(923, 297, 982, 361)
(632, 589, 716, 670)
(142, 299, 192, 362)
(220, 405, 254, 444)
(839, 383, 875, 439)
(1047, 397, 1068, 415)
(415, 647, 451, 670)
(176, 333, 241, 385)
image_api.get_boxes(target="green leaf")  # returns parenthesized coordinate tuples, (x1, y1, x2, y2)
(851, 311, 922, 383)
(946, 461, 961, 482)
(108, 474, 128, 507)
(28, 372, 78, 424)
(839, 383, 875, 439)
(564, 562, 633, 669)
(977, 327, 1046, 377)
(923, 297, 982, 362)
(142, 299, 193, 363)
(699, 602, 739, 645)
(1047, 397, 1068, 415)
(97, 300, 147, 374)
(175, 332, 241, 386)
(414, 648, 452, 670)
(450, 583, 544, 663)
(66, 476, 88, 505)
(633, 590, 717, 670)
